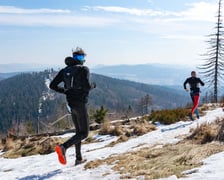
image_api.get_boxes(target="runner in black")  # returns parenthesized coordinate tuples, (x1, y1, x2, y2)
(183, 71, 204, 121)
(50, 47, 96, 165)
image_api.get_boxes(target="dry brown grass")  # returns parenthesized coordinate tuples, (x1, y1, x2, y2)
(99, 119, 156, 137)
(216, 122, 224, 141)
(85, 141, 224, 179)
(188, 118, 224, 144)
(200, 103, 221, 112)
(132, 120, 156, 136)
(98, 120, 117, 136)
(187, 124, 217, 144)
(2, 119, 149, 158)
(84, 118, 224, 179)
(199, 104, 210, 112)
(1, 136, 65, 158)
(99, 120, 124, 136)
(106, 135, 129, 147)
(83, 130, 100, 144)
(97, 119, 156, 148)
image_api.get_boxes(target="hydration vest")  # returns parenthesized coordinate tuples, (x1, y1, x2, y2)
(63, 65, 83, 91)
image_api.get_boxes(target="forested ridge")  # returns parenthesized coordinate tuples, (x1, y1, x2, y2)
(0, 71, 53, 134)
(0, 70, 188, 136)
(89, 74, 187, 111)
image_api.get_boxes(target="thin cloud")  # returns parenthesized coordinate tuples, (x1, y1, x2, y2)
(0, 6, 71, 14)
(87, 6, 174, 17)
(0, 2, 217, 32)
(0, 6, 121, 27)
(0, 14, 121, 27)
(87, 1, 217, 22)
(174, 2, 217, 22)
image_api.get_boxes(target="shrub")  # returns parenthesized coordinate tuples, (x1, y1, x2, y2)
(187, 118, 224, 144)
(187, 124, 217, 144)
(148, 108, 190, 125)
(93, 106, 108, 124)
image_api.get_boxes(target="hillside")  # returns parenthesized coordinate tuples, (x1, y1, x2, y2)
(0, 63, 60, 73)
(0, 72, 20, 81)
(0, 70, 62, 136)
(0, 106, 224, 179)
(89, 74, 188, 111)
(0, 70, 188, 136)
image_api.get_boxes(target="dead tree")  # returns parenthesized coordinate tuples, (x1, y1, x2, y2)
(198, 0, 224, 103)
(139, 94, 152, 115)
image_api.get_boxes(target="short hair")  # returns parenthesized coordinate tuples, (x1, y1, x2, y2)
(72, 47, 86, 56)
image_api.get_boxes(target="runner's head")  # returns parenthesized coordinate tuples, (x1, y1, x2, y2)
(191, 71, 196, 77)
(72, 47, 86, 65)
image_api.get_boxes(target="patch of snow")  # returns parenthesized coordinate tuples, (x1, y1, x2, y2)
(0, 108, 224, 179)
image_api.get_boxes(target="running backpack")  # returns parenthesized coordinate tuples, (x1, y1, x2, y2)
(63, 65, 83, 91)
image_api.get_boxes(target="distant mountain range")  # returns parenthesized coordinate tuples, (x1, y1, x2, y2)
(91, 64, 195, 86)
(0, 63, 196, 86)
(0, 63, 61, 73)
(0, 72, 20, 81)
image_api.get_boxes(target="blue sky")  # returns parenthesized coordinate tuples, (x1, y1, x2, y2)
(0, 0, 219, 68)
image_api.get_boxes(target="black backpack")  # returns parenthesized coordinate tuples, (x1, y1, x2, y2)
(63, 65, 83, 91)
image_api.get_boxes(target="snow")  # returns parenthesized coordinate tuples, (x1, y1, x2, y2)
(1, 108, 224, 180)
(38, 75, 55, 115)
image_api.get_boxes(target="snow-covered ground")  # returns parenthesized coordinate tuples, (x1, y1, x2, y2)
(1, 108, 224, 180)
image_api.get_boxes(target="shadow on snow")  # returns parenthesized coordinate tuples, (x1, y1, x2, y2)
(18, 169, 62, 180)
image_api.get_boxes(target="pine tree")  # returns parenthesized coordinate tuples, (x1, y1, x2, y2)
(93, 106, 108, 124)
(199, 0, 224, 103)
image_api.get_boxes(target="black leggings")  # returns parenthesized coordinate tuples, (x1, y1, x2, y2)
(63, 102, 89, 160)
